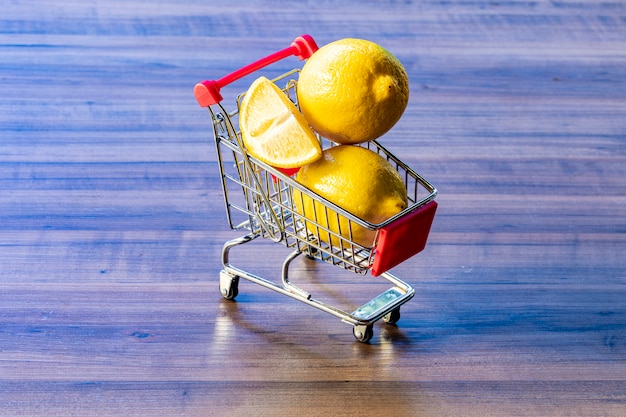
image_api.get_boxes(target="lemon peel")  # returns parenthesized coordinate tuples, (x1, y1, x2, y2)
(293, 145, 407, 247)
(297, 38, 409, 144)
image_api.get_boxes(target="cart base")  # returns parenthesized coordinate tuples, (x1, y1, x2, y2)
(218, 232, 416, 343)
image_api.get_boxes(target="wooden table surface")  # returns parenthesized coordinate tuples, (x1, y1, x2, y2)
(1, 1, 625, 416)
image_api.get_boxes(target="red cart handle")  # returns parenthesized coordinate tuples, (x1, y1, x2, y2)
(194, 34, 319, 107)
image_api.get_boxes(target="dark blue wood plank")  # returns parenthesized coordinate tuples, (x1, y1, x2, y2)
(0, 1, 625, 416)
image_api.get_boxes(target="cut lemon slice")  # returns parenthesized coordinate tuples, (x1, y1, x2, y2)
(239, 76, 322, 169)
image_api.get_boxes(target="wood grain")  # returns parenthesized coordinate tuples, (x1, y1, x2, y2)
(1, 1, 625, 416)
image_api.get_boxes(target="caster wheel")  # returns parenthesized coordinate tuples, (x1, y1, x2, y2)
(353, 324, 374, 343)
(219, 271, 239, 300)
(305, 244, 318, 259)
(383, 308, 401, 325)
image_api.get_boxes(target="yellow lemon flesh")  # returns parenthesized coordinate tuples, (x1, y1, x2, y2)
(239, 76, 322, 169)
(297, 38, 409, 145)
(293, 145, 408, 248)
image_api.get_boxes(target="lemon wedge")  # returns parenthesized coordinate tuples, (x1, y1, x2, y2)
(239, 76, 322, 169)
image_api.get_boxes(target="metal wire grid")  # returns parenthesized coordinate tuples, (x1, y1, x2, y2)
(207, 71, 435, 275)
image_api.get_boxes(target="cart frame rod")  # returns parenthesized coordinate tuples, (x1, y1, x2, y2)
(221, 233, 416, 327)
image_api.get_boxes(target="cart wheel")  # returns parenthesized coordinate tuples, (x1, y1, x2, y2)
(219, 271, 239, 300)
(353, 324, 374, 343)
(383, 308, 401, 325)
(305, 245, 318, 259)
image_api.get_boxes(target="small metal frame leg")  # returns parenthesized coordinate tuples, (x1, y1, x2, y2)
(281, 250, 311, 300)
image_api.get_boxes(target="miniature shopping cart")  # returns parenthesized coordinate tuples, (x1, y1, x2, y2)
(194, 35, 437, 343)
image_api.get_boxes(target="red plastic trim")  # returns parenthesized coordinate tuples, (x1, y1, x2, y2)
(370, 200, 438, 277)
(194, 34, 319, 107)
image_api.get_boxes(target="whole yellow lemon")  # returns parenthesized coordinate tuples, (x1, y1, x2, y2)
(293, 145, 408, 248)
(297, 38, 409, 144)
